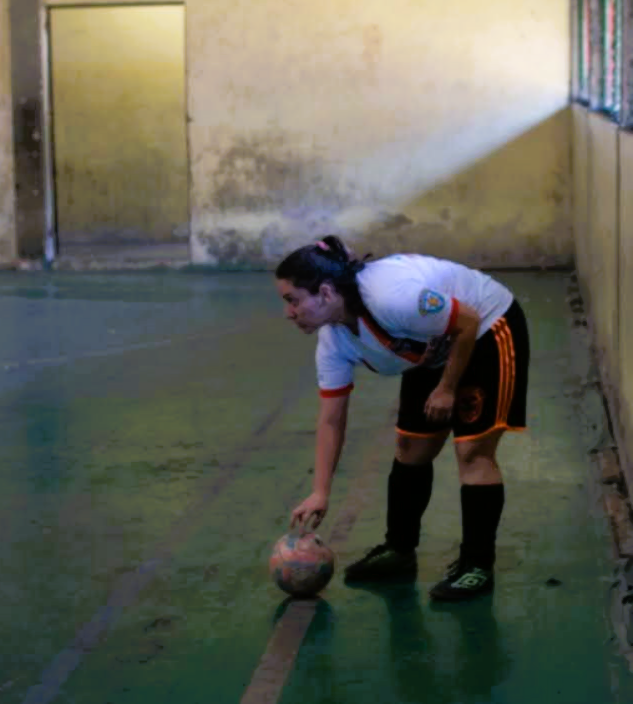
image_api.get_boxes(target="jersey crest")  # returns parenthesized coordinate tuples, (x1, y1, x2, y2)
(419, 289, 446, 315)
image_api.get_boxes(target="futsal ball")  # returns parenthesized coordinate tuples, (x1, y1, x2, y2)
(269, 532, 335, 598)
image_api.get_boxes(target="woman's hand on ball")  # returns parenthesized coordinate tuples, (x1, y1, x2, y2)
(290, 492, 329, 530)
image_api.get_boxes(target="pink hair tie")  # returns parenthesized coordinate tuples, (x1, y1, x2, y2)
(316, 241, 330, 251)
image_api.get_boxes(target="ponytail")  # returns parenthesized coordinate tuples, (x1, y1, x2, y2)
(275, 236, 371, 314)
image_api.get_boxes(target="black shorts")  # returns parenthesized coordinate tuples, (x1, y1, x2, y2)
(396, 299, 530, 443)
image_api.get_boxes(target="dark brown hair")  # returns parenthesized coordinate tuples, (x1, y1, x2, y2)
(275, 235, 371, 314)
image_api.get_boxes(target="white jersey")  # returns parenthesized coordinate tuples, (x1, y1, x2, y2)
(316, 254, 514, 397)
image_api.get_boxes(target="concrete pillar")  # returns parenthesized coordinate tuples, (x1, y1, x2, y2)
(8, 0, 46, 259)
(0, 0, 17, 262)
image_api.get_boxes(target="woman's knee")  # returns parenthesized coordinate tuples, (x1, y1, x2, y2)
(454, 429, 505, 483)
(396, 431, 449, 465)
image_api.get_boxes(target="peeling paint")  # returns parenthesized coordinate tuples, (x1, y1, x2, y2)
(190, 206, 573, 270)
(185, 0, 571, 269)
(189, 107, 573, 269)
(194, 131, 372, 215)
(4, 0, 573, 269)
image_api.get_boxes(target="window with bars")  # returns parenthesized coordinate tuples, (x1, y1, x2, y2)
(602, 0, 623, 117)
(577, 0, 591, 103)
(574, 0, 624, 120)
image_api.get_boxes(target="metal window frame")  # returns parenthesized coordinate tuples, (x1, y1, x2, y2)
(573, 0, 592, 103)
(579, 0, 629, 125)
(621, 0, 633, 127)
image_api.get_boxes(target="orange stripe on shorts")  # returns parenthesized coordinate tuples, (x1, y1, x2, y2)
(492, 320, 515, 425)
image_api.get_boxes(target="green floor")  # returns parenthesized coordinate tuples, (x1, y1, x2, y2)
(0, 270, 630, 703)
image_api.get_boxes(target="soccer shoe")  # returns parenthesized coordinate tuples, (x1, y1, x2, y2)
(343, 543, 417, 583)
(429, 559, 494, 601)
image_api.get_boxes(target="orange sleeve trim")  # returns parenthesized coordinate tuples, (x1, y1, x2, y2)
(445, 298, 460, 335)
(319, 383, 354, 398)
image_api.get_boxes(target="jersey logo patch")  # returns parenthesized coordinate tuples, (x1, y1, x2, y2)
(419, 289, 446, 315)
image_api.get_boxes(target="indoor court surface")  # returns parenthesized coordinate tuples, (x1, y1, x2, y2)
(0, 269, 631, 704)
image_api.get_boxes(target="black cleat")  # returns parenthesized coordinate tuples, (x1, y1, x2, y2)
(343, 543, 417, 584)
(429, 559, 494, 602)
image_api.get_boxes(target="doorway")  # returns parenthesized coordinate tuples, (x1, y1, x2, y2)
(47, 4, 189, 256)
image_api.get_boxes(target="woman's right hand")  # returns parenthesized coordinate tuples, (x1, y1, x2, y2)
(290, 492, 329, 530)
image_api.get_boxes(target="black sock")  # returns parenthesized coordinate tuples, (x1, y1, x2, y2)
(459, 484, 505, 570)
(385, 459, 433, 553)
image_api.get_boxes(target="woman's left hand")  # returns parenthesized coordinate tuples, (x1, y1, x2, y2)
(424, 385, 456, 423)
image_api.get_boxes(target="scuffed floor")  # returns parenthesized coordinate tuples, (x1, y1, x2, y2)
(0, 269, 631, 704)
